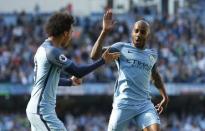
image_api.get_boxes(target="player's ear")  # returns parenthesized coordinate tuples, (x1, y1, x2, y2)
(63, 31, 68, 37)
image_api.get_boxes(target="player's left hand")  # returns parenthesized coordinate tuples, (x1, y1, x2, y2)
(155, 96, 169, 114)
(70, 76, 82, 86)
(102, 9, 115, 33)
(102, 47, 120, 63)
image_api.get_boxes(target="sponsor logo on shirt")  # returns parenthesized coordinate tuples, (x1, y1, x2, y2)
(127, 59, 152, 72)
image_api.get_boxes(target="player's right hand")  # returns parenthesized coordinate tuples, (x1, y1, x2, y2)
(155, 96, 169, 114)
(102, 47, 120, 63)
(102, 9, 115, 33)
(71, 76, 82, 86)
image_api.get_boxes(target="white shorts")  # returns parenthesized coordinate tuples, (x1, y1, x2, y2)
(26, 112, 67, 131)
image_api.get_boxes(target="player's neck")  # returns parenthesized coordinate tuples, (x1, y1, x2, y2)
(133, 44, 145, 50)
(47, 37, 63, 48)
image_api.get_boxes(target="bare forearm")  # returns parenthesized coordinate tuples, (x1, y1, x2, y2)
(90, 31, 108, 60)
(152, 64, 169, 112)
(153, 75, 169, 109)
(153, 73, 168, 98)
(156, 82, 167, 99)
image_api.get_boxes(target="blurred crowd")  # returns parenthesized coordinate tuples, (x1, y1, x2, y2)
(0, 1, 205, 85)
(1, 1, 205, 131)
(66, 112, 205, 131)
(0, 113, 29, 131)
(0, 112, 205, 131)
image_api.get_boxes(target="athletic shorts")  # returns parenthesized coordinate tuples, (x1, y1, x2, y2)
(108, 108, 160, 131)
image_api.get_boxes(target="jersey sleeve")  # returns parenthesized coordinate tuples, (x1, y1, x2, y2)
(64, 58, 105, 78)
(58, 78, 72, 86)
(45, 45, 105, 78)
(45, 47, 73, 68)
(103, 42, 123, 53)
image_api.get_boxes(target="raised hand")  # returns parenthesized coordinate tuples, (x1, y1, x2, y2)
(102, 47, 120, 63)
(103, 9, 115, 33)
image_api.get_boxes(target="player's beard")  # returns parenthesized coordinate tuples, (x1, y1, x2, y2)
(133, 40, 146, 49)
(133, 36, 146, 49)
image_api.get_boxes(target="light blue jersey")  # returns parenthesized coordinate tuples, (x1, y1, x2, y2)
(26, 40, 72, 115)
(110, 42, 158, 110)
(108, 42, 160, 131)
(26, 39, 105, 131)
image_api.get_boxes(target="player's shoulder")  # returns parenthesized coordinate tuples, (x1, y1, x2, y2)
(109, 42, 125, 52)
(35, 41, 53, 58)
(112, 42, 125, 47)
(145, 48, 158, 56)
(40, 40, 70, 65)
(111, 42, 130, 49)
(42, 40, 60, 51)
(41, 40, 63, 56)
(145, 48, 158, 62)
(39, 40, 67, 64)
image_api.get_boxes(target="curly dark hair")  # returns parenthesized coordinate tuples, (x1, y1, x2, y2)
(45, 12, 74, 37)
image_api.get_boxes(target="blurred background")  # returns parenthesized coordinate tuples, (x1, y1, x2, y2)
(0, 0, 205, 131)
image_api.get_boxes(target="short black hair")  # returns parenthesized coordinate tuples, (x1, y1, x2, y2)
(45, 12, 74, 37)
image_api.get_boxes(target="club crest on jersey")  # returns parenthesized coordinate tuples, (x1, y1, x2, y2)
(59, 54, 67, 63)
(149, 55, 155, 63)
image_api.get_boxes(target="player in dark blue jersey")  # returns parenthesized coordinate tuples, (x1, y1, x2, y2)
(26, 12, 120, 131)
(90, 9, 169, 131)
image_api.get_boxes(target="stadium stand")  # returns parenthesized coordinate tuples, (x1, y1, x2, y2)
(0, 0, 205, 131)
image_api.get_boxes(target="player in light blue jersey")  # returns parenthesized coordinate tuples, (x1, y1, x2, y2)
(90, 9, 169, 131)
(26, 12, 120, 131)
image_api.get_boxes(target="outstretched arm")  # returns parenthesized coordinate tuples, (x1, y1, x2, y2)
(151, 64, 169, 114)
(58, 78, 72, 86)
(64, 48, 119, 78)
(64, 58, 105, 78)
(90, 9, 114, 60)
(58, 76, 82, 86)
(90, 31, 108, 60)
(46, 43, 120, 79)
